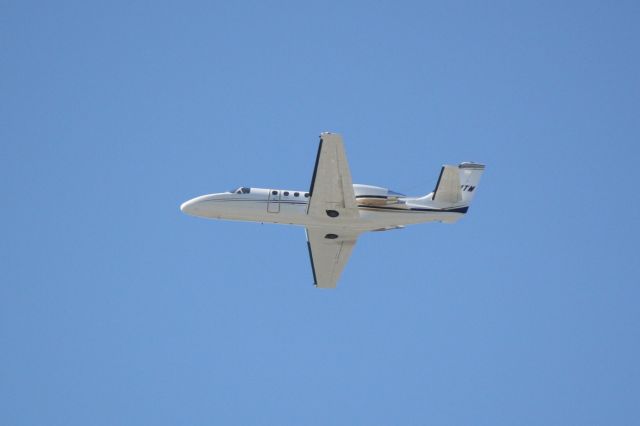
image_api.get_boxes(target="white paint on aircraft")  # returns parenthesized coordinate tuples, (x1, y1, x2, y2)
(181, 133, 485, 288)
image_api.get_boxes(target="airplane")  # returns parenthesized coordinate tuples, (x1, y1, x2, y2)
(181, 132, 485, 288)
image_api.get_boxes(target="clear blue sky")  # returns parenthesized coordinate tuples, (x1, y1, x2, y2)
(2, 1, 639, 425)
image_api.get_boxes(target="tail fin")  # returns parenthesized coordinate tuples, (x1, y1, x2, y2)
(432, 162, 485, 205)
(432, 165, 462, 203)
(458, 162, 485, 204)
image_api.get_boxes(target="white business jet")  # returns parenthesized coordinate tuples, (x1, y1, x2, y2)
(181, 133, 484, 288)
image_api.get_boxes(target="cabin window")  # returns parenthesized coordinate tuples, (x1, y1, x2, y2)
(284, 191, 289, 196)
(304, 193, 310, 198)
(294, 192, 299, 197)
(272, 190, 278, 195)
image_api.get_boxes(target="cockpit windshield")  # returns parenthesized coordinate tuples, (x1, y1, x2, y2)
(228, 187, 251, 194)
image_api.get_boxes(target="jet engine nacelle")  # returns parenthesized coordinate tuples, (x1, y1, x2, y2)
(353, 184, 406, 206)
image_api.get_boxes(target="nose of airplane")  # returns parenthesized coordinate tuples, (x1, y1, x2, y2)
(180, 198, 199, 215)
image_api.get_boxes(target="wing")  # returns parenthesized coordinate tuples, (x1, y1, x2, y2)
(305, 227, 360, 288)
(307, 133, 358, 218)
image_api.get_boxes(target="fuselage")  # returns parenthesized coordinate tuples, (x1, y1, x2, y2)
(180, 186, 468, 232)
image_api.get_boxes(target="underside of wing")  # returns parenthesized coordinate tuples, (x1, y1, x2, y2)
(307, 133, 358, 218)
(306, 227, 360, 288)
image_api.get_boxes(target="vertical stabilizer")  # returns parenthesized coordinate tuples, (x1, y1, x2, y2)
(432, 165, 462, 203)
(458, 162, 485, 204)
